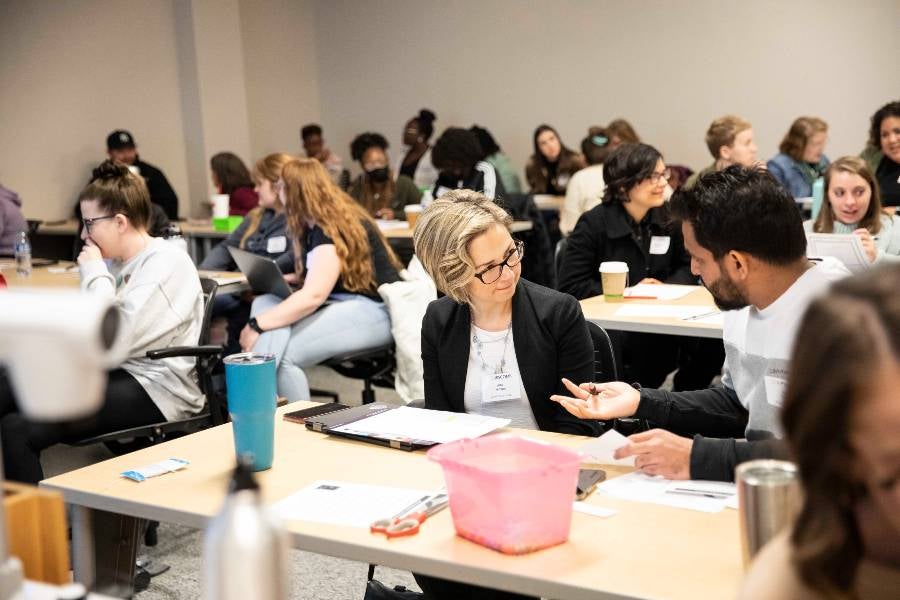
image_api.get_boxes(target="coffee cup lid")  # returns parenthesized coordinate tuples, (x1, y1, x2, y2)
(405, 204, 424, 212)
(599, 261, 629, 273)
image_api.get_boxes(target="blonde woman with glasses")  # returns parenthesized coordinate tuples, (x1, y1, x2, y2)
(413, 189, 600, 437)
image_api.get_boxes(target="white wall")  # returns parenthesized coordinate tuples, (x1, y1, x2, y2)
(314, 0, 900, 178)
(2, 0, 898, 220)
(0, 0, 191, 220)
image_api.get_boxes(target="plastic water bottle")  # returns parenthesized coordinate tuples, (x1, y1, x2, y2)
(202, 459, 287, 600)
(14, 231, 32, 277)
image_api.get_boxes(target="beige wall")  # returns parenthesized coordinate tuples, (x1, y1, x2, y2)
(314, 0, 900, 178)
(0, 0, 191, 221)
(2, 0, 898, 220)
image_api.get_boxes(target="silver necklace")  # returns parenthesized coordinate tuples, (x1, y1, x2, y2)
(472, 320, 512, 374)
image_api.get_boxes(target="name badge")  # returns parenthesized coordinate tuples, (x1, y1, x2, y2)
(267, 236, 287, 253)
(649, 236, 671, 255)
(481, 371, 520, 403)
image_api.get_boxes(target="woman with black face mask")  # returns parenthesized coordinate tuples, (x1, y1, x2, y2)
(349, 132, 422, 220)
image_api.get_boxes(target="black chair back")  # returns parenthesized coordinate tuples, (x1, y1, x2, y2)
(555, 237, 568, 289)
(198, 277, 219, 346)
(587, 321, 618, 383)
(496, 193, 555, 287)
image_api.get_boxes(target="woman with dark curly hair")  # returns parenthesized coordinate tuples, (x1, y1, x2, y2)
(740, 263, 900, 599)
(347, 132, 421, 220)
(861, 100, 900, 209)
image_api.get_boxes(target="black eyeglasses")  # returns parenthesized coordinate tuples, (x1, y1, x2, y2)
(82, 215, 115, 233)
(647, 168, 672, 185)
(474, 240, 525, 284)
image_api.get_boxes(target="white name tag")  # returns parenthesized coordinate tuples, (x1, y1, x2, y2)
(649, 236, 671, 255)
(764, 376, 788, 408)
(481, 371, 520, 403)
(267, 236, 287, 253)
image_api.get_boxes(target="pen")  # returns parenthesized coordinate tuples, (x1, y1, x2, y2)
(665, 489, 730, 500)
(683, 310, 721, 321)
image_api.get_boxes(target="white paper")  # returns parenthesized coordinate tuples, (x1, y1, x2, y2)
(614, 304, 715, 319)
(376, 219, 409, 231)
(578, 429, 636, 466)
(198, 270, 246, 286)
(648, 236, 671, 255)
(624, 283, 697, 301)
(331, 406, 510, 445)
(597, 471, 736, 513)
(573, 502, 617, 518)
(806, 233, 872, 273)
(271, 480, 434, 528)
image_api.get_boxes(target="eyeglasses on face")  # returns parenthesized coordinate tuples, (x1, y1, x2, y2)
(647, 168, 672, 185)
(473, 240, 525, 284)
(82, 215, 115, 233)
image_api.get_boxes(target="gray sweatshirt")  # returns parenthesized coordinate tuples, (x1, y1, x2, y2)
(80, 237, 205, 421)
(0, 184, 28, 255)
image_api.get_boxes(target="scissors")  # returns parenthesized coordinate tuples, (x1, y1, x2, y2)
(370, 493, 448, 539)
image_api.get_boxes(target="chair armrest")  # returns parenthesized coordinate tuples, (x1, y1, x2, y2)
(146, 345, 224, 360)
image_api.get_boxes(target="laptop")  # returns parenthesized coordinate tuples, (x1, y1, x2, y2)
(227, 246, 293, 298)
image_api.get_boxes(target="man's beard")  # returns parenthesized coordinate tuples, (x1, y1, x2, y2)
(702, 272, 749, 311)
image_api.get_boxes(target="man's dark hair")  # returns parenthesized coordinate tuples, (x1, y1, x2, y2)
(469, 125, 500, 159)
(350, 132, 389, 162)
(602, 143, 662, 205)
(431, 127, 483, 170)
(301, 124, 322, 140)
(867, 100, 900, 149)
(669, 165, 807, 265)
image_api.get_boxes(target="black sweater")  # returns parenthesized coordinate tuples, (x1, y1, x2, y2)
(558, 202, 694, 300)
(421, 279, 600, 437)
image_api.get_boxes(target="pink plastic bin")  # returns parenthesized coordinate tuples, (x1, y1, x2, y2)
(427, 434, 581, 555)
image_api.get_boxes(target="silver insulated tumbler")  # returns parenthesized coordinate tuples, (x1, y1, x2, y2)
(203, 460, 288, 599)
(736, 459, 800, 567)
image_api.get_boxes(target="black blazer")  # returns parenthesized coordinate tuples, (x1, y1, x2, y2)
(557, 202, 694, 300)
(421, 278, 600, 437)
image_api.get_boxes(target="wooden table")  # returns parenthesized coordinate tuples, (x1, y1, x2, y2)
(42, 403, 742, 599)
(580, 285, 722, 339)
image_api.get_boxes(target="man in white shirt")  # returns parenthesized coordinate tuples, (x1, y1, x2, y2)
(552, 166, 850, 481)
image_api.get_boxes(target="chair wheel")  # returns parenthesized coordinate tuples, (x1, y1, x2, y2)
(134, 567, 152, 593)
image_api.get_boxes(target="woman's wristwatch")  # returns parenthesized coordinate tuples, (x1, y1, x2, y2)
(248, 317, 265, 334)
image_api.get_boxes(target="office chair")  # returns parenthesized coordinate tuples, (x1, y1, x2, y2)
(312, 343, 396, 405)
(554, 237, 568, 289)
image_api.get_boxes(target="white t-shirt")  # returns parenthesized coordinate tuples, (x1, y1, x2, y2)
(463, 324, 537, 429)
(561, 164, 605, 235)
(721, 257, 849, 437)
(80, 237, 205, 421)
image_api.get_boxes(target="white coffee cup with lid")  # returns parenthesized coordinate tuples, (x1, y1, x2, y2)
(599, 261, 629, 301)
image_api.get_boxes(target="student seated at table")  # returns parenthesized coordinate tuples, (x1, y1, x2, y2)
(0, 161, 204, 484)
(241, 158, 401, 401)
(861, 100, 900, 210)
(431, 128, 504, 200)
(606, 118, 641, 150)
(348, 132, 420, 220)
(560, 126, 612, 235)
(210, 152, 258, 216)
(301, 123, 346, 188)
(552, 166, 850, 482)
(414, 189, 600, 436)
(804, 156, 900, 264)
(396, 108, 439, 191)
(557, 143, 725, 390)
(740, 263, 900, 599)
(684, 115, 759, 189)
(470, 125, 522, 194)
(0, 181, 27, 256)
(201, 153, 294, 354)
(105, 129, 180, 220)
(767, 117, 830, 200)
(524, 124, 585, 196)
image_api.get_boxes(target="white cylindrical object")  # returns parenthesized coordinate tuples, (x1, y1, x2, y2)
(0, 290, 127, 421)
(212, 194, 230, 218)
